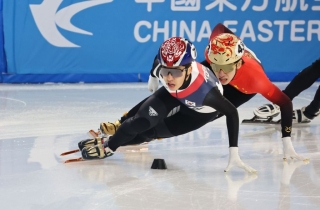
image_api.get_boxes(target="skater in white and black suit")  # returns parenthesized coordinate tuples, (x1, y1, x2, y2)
(81, 37, 257, 173)
(255, 58, 320, 123)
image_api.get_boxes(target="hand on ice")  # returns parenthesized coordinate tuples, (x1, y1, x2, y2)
(224, 147, 257, 173)
(282, 137, 309, 161)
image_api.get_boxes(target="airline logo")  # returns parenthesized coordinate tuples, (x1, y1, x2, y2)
(30, 0, 113, 47)
(149, 106, 158, 116)
(167, 106, 180, 117)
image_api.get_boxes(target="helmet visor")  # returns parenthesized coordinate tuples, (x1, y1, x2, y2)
(210, 63, 236, 74)
(160, 67, 184, 78)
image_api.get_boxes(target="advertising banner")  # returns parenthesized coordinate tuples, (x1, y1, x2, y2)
(0, 0, 6, 76)
(2, 0, 320, 82)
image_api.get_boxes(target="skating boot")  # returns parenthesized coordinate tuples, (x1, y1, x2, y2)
(253, 104, 280, 119)
(242, 104, 281, 124)
(78, 136, 108, 151)
(81, 139, 114, 160)
(292, 107, 319, 123)
(99, 112, 128, 135)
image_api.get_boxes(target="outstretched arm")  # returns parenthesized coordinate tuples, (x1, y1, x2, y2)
(255, 77, 293, 138)
(203, 87, 239, 147)
(203, 87, 257, 173)
(252, 74, 307, 161)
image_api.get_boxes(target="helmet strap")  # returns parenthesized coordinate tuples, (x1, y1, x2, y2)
(231, 59, 243, 81)
(179, 68, 191, 90)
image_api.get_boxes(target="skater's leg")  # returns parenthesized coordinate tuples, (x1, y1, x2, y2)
(100, 87, 165, 135)
(123, 106, 219, 145)
(107, 88, 181, 152)
(304, 85, 320, 119)
(283, 58, 320, 100)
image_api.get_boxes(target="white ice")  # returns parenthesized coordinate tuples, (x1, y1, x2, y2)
(0, 82, 320, 210)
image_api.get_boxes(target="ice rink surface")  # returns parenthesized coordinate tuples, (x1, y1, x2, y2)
(1, 82, 320, 210)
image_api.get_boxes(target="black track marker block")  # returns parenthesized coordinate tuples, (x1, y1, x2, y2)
(151, 159, 167, 169)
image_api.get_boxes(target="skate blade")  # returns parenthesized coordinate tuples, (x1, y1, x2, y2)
(64, 157, 84, 163)
(60, 149, 80, 156)
(87, 130, 100, 138)
(241, 115, 280, 125)
(242, 119, 280, 125)
(242, 119, 310, 127)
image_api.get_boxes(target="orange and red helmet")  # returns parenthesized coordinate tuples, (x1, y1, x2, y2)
(205, 33, 245, 66)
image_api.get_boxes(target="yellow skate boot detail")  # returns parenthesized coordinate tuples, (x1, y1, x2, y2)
(78, 137, 105, 150)
(81, 143, 114, 160)
(100, 112, 128, 135)
(100, 120, 121, 135)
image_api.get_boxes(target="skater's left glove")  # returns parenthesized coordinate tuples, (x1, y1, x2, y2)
(224, 147, 257, 173)
(282, 137, 309, 161)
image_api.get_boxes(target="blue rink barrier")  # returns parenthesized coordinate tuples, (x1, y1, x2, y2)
(1, 0, 320, 83)
(0, 0, 6, 75)
(0, 73, 149, 83)
(0, 72, 308, 83)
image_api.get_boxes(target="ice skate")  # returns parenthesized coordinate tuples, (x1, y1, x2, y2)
(78, 137, 107, 151)
(100, 120, 121, 135)
(292, 106, 318, 124)
(242, 104, 281, 125)
(81, 143, 114, 160)
(99, 112, 128, 135)
(61, 134, 150, 163)
(62, 137, 112, 163)
(60, 136, 108, 156)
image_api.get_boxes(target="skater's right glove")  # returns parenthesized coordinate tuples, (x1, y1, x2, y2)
(282, 137, 309, 161)
(81, 143, 114, 160)
(148, 75, 159, 93)
(224, 147, 257, 173)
